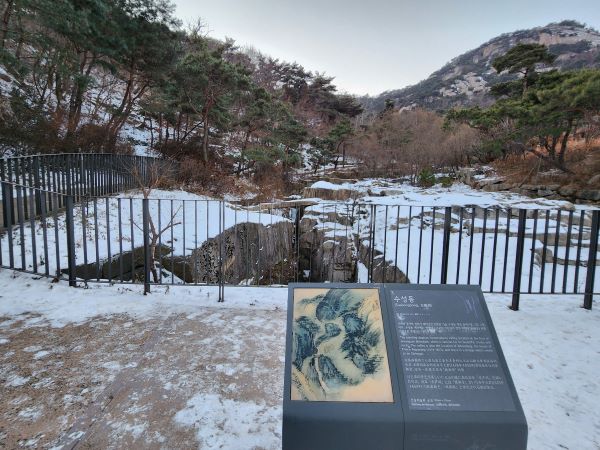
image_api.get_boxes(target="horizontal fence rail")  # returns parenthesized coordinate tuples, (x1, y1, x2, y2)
(0, 154, 598, 308)
(0, 153, 175, 227)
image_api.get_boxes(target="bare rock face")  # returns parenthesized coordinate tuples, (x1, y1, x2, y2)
(189, 221, 296, 285)
(358, 241, 409, 283)
(298, 222, 356, 282)
(65, 244, 172, 281)
(302, 187, 360, 202)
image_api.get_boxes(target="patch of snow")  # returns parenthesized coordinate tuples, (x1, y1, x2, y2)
(5, 374, 30, 387)
(0, 270, 598, 449)
(174, 393, 281, 450)
(23, 345, 42, 353)
(18, 406, 43, 421)
(108, 421, 148, 440)
(33, 350, 51, 359)
(0, 271, 286, 327)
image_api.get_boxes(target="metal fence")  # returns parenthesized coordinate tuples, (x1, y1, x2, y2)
(0, 153, 172, 226)
(0, 174, 598, 309)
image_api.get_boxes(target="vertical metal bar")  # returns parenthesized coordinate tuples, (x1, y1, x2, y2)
(219, 201, 224, 301)
(246, 206, 251, 285)
(252, 204, 262, 285)
(551, 210, 561, 294)
(540, 210, 550, 293)
(583, 210, 599, 310)
(158, 200, 162, 284)
(131, 198, 136, 282)
(417, 207, 424, 284)
(406, 206, 412, 281)
(479, 208, 487, 287)
(490, 207, 500, 292)
(143, 198, 151, 294)
(573, 211, 585, 293)
(502, 208, 512, 293)
(66, 196, 76, 287)
(28, 188, 37, 273)
(16, 185, 25, 269)
(106, 197, 112, 282)
(81, 201, 89, 281)
(182, 201, 186, 283)
(441, 206, 452, 284)
(468, 207, 475, 284)
(270, 206, 275, 285)
(33, 157, 41, 216)
(118, 198, 123, 282)
(369, 205, 376, 283)
(528, 210, 538, 294)
(393, 206, 400, 283)
(222, 201, 226, 299)
(170, 199, 174, 285)
(511, 209, 527, 311)
(40, 185, 49, 277)
(428, 207, 436, 284)
(207, 200, 210, 284)
(4, 183, 14, 268)
(562, 211, 574, 294)
(53, 195, 61, 277)
(195, 200, 198, 286)
(332, 204, 339, 283)
(456, 207, 464, 284)
(381, 205, 388, 282)
(94, 198, 100, 280)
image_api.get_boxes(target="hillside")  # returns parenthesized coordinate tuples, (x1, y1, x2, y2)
(361, 20, 600, 113)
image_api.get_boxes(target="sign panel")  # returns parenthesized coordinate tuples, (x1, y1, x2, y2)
(291, 288, 394, 402)
(389, 288, 516, 412)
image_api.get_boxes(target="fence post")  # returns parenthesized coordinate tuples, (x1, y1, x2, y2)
(3, 182, 14, 267)
(511, 209, 527, 311)
(33, 156, 42, 215)
(142, 198, 151, 295)
(583, 210, 599, 310)
(65, 195, 77, 287)
(441, 207, 452, 284)
(218, 201, 224, 302)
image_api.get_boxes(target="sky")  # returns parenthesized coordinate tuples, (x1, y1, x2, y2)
(172, 0, 600, 96)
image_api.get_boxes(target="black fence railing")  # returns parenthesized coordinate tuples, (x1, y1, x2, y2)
(0, 176, 598, 308)
(0, 153, 173, 227)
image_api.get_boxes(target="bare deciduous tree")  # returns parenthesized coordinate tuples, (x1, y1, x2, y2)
(130, 161, 180, 282)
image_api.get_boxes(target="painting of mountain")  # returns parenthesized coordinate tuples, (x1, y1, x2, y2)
(291, 288, 394, 402)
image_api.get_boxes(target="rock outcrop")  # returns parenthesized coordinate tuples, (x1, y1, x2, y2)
(189, 221, 296, 285)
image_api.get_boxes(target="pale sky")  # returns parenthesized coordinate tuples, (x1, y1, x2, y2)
(172, 0, 600, 96)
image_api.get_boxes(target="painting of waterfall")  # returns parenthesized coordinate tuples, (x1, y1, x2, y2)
(291, 288, 394, 402)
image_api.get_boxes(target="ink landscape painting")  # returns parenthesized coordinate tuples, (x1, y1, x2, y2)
(291, 288, 394, 402)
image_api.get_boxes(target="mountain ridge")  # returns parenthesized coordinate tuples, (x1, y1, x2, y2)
(360, 20, 600, 113)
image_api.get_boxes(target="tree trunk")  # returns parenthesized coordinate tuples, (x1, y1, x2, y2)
(557, 122, 573, 171)
(1, 0, 14, 49)
(66, 52, 95, 143)
(202, 113, 210, 163)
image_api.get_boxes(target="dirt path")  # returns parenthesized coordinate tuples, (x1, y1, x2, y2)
(0, 307, 286, 449)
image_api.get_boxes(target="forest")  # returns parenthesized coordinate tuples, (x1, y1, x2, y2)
(1, 0, 600, 195)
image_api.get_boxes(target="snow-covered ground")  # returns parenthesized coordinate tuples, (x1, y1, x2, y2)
(1, 180, 598, 294)
(304, 180, 600, 293)
(0, 189, 288, 278)
(0, 271, 598, 449)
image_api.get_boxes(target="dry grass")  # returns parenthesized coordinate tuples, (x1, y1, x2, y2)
(493, 138, 600, 188)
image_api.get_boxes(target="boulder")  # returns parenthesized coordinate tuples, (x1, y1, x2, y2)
(189, 221, 295, 285)
(588, 174, 600, 186)
(577, 190, 600, 202)
(101, 244, 171, 280)
(358, 241, 409, 284)
(66, 244, 172, 281)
